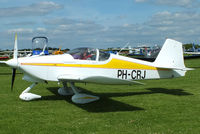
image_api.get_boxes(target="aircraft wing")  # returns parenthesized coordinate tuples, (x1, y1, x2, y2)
(57, 74, 144, 85)
(58, 74, 82, 82)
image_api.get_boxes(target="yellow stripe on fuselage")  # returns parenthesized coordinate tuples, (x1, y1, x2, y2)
(21, 58, 157, 70)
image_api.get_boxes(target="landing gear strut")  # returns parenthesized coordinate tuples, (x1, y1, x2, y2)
(19, 83, 41, 101)
(19, 81, 99, 104)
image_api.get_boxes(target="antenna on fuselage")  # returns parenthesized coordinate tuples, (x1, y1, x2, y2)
(118, 42, 129, 55)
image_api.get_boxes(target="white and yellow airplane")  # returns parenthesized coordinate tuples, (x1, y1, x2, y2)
(0, 34, 191, 104)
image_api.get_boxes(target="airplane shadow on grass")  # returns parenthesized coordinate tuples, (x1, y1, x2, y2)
(41, 87, 193, 113)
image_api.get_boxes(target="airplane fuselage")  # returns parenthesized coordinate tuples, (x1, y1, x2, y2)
(17, 53, 183, 85)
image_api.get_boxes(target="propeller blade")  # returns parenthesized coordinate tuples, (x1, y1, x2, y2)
(13, 33, 18, 59)
(11, 68, 16, 91)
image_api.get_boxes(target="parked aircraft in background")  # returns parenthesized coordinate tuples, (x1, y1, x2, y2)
(0, 56, 9, 60)
(144, 45, 161, 59)
(52, 47, 64, 55)
(184, 43, 200, 55)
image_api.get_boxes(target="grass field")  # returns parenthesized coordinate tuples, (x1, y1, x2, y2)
(0, 58, 200, 134)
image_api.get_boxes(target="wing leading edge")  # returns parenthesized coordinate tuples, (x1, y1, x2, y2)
(57, 74, 144, 85)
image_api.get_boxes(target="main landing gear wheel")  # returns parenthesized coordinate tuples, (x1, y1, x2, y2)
(58, 82, 74, 96)
(69, 82, 99, 104)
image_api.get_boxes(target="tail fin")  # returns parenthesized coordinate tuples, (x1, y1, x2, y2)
(154, 39, 189, 71)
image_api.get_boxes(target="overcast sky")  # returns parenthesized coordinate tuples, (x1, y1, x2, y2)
(0, 0, 200, 50)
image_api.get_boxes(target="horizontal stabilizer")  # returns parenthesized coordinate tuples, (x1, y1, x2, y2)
(156, 66, 194, 71)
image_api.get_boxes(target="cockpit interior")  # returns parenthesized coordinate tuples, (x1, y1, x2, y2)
(67, 47, 110, 61)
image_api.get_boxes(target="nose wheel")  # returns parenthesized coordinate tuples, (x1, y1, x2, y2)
(19, 83, 41, 101)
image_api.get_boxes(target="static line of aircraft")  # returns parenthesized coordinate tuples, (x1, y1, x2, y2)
(184, 43, 200, 55)
(0, 34, 192, 104)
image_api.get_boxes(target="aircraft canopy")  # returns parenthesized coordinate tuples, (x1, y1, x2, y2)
(67, 47, 110, 61)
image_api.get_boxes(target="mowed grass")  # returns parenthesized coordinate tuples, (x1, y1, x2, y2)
(0, 58, 200, 134)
